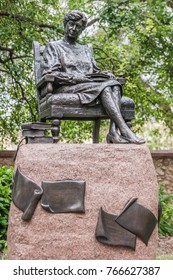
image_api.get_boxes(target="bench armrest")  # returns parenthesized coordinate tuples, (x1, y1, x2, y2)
(117, 77, 126, 85)
(37, 74, 55, 89)
(36, 75, 55, 99)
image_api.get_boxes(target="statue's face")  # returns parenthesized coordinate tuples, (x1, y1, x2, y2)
(64, 19, 83, 39)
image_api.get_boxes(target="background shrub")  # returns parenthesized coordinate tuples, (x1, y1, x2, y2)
(0, 166, 14, 252)
(159, 184, 173, 236)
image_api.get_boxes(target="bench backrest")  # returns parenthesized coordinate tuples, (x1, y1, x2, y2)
(33, 41, 45, 84)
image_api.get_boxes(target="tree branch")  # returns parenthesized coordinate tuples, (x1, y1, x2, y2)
(0, 54, 32, 64)
(5, 61, 37, 120)
(0, 68, 10, 74)
(0, 46, 13, 53)
(167, 1, 173, 8)
(0, 10, 56, 29)
(87, 17, 99, 27)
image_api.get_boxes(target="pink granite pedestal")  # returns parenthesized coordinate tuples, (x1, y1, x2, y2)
(7, 144, 158, 259)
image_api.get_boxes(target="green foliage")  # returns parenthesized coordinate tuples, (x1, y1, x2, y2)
(159, 184, 173, 236)
(157, 255, 173, 260)
(139, 121, 173, 150)
(1, 0, 173, 145)
(0, 166, 14, 252)
(60, 120, 93, 143)
(98, 0, 173, 131)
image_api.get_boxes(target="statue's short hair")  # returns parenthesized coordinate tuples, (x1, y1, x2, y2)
(64, 10, 87, 30)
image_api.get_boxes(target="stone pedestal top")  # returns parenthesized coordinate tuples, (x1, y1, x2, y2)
(8, 144, 158, 259)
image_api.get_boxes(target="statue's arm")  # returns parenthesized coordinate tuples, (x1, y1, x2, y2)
(42, 42, 74, 83)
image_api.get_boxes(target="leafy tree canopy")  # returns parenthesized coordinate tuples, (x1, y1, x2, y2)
(0, 0, 173, 147)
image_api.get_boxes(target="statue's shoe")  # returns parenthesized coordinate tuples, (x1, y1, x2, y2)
(122, 135, 145, 144)
(106, 133, 129, 144)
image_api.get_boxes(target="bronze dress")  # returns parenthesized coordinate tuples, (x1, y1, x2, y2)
(42, 39, 122, 105)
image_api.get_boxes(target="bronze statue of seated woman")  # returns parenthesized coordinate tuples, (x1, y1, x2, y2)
(41, 10, 144, 144)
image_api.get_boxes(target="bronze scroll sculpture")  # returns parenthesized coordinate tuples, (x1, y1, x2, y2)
(95, 198, 157, 249)
(12, 168, 86, 220)
(95, 207, 136, 250)
(41, 180, 86, 213)
(12, 168, 43, 221)
(116, 198, 157, 245)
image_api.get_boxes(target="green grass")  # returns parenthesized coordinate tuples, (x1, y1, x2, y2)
(0, 253, 7, 260)
(156, 255, 173, 260)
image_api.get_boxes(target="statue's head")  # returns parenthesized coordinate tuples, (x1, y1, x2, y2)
(64, 10, 88, 31)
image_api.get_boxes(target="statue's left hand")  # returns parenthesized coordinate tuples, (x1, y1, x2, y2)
(100, 70, 116, 79)
(72, 74, 92, 83)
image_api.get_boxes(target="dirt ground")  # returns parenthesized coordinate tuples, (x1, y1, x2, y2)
(157, 236, 173, 257)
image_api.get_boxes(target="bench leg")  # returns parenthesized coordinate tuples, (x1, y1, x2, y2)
(93, 119, 101, 143)
(51, 119, 60, 143)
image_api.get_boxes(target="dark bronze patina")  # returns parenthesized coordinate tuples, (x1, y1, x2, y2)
(21, 122, 53, 144)
(116, 198, 157, 245)
(26, 136, 53, 144)
(158, 201, 162, 224)
(12, 170, 86, 219)
(95, 199, 157, 249)
(33, 10, 144, 144)
(41, 180, 86, 213)
(95, 208, 136, 249)
(12, 168, 43, 221)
